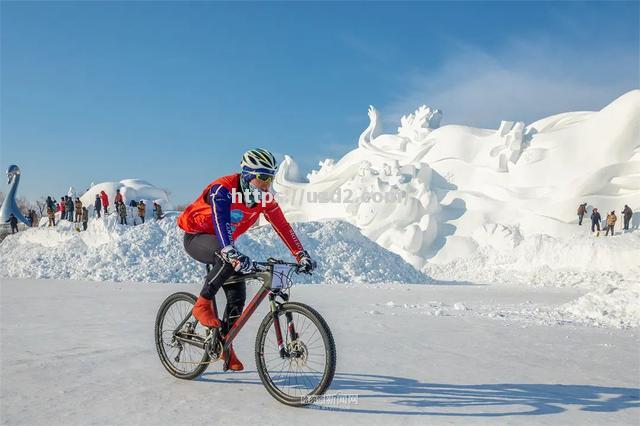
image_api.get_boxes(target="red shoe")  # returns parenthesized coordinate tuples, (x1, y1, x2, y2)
(221, 345, 244, 371)
(192, 296, 221, 328)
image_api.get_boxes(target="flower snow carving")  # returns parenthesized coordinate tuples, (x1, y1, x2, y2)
(397, 105, 442, 143)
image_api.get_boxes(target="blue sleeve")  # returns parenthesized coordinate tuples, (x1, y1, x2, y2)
(209, 184, 234, 247)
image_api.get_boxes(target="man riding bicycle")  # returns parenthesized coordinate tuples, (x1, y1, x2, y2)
(177, 148, 315, 371)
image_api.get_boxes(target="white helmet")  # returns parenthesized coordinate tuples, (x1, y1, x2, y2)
(240, 148, 278, 174)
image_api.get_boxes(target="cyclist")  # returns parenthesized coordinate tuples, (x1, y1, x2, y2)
(177, 148, 315, 371)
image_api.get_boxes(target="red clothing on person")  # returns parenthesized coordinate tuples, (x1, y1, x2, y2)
(178, 173, 303, 256)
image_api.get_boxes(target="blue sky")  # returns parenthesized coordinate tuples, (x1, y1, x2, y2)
(1, 1, 638, 204)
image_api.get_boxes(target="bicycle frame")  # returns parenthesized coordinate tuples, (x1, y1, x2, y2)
(212, 266, 297, 357)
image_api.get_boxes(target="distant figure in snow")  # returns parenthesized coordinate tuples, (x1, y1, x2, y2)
(118, 202, 127, 225)
(100, 191, 109, 215)
(29, 209, 37, 227)
(115, 188, 124, 205)
(577, 203, 587, 226)
(66, 196, 74, 222)
(153, 202, 163, 220)
(94, 194, 102, 218)
(137, 200, 146, 224)
(46, 196, 55, 212)
(7, 213, 18, 234)
(590, 208, 601, 234)
(47, 206, 56, 227)
(74, 198, 83, 223)
(59, 197, 66, 220)
(622, 205, 633, 231)
(605, 211, 617, 236)
(81, 207, 89, 231)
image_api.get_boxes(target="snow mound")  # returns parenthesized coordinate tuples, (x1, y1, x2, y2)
(424, 230, 640, 285)
(0, 217, 429, 285)
(560, 283, 640, 328)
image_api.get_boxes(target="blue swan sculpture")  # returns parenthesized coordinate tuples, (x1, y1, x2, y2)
(0, 165, 30, 225)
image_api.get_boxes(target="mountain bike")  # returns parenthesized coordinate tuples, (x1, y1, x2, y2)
(155, 258, 336, 406)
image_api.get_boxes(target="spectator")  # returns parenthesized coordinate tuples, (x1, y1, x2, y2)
(74, 198, 83, 223)
(591, 208, 601, 235)
(137, 200, 146, 224)
(577, 203, 587, 226)
(94, 194, 102, 218)
(47, 206, 56, 227)
(100, 191, 109, 215)
(82, 207, 89, 231)
(7, 213, 18, 234)
(115, 188, 124, 205)
(46, 196, 55, 212)
(153, 202, 163, 220)
(66, 196, 74, 222)
(118, 202, 127, 225)
(59, 197, 66, 220)
(605, 211, 617, 236)
(29, 210, 37, 227)
(622, 205, 633, 231)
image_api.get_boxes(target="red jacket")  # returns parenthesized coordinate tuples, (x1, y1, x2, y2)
(100, 191, 109, 207)
(178, 173, 304, 256)
(115, 192, 123, 204)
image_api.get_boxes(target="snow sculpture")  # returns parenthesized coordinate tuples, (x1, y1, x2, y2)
(0, 165, 29, 225)
(79, 179, 173, 215)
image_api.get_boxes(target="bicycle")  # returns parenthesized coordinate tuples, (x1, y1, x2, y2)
(155, 258, 336, 407)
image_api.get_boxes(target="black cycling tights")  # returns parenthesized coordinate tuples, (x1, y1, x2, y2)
(183, 233, 246, 333)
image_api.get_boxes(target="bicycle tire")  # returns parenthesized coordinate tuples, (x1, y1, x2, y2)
(155, 292, 210, 380)
(255, 302, 336, 406)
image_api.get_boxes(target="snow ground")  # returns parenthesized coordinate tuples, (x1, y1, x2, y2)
(1, 278, 638, 425)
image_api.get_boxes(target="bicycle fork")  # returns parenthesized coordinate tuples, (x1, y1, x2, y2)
(269, 294, 298, 359)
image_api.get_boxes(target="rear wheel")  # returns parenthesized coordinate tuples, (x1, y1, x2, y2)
(255, 302, 336, 406)
(155, 292, 211, 379)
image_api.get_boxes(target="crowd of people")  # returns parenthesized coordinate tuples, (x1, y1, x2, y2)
(578, 203, 634, 236)
(34, 189, 164, 231)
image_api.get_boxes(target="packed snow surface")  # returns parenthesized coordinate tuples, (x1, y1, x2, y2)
(0, 216, 428, 285)
(1, 278, 638, 425)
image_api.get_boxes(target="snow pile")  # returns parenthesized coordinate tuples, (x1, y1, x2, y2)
(560, 282, 640, 328)
(0, 216, 429, 285)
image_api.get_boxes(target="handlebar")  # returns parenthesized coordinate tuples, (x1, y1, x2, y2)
(252, 258, 312, 275)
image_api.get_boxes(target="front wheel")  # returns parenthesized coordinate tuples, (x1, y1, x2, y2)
(255, 302, 336, 406)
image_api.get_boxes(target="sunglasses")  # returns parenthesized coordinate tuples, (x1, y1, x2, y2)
(252, 173, 274, 183)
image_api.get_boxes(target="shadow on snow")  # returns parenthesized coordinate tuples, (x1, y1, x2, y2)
(198, 371, 639, 417)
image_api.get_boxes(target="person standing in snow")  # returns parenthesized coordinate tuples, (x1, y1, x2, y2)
(66, 196, 74, 222)
(46, 196, 55, 212)
(74, 198, 83, 223)
(622, 205, 633, 231)
(100, 191, 109, 215)
(577, 203, 587, 226)
(177, 148, 315, 372)
(153, 202, 163, 220)
(115, 188, 124, 205)
(29, 210, 38, 227)
(605, 211, 617, 236)
(82, 207, 89, 231)
(47, 206, 56, 227)
(7, 214, 19, 234)
(59, 197, 66, 220)
(590, 208, 601, 234)
(137, 200, 146, 224)
(94, 194, 102, 218)
(118, 201, 127, 225)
